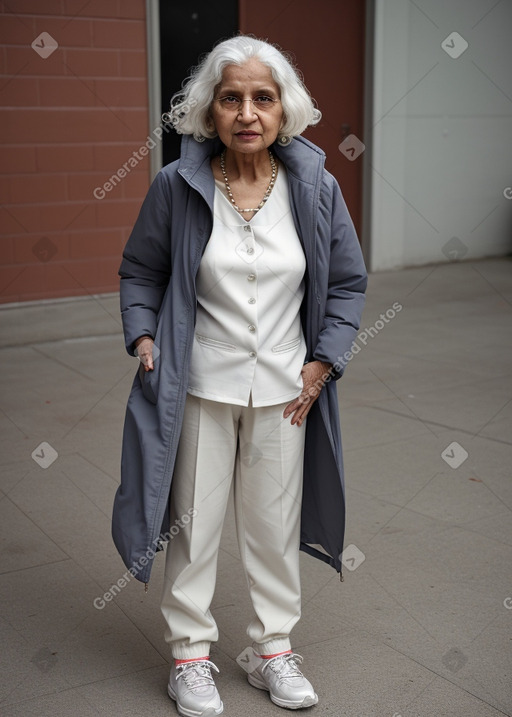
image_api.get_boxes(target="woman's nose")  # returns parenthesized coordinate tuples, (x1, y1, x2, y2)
(238, 99, 257, 121)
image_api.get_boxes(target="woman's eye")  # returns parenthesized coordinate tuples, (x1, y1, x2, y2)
(255, 96, 273, 103)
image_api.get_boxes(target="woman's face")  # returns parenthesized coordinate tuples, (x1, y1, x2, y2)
(209, 59, 284, 155)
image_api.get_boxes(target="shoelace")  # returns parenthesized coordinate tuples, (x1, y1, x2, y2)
(176, 660, 219, 689)
(262, 653, 305, 681)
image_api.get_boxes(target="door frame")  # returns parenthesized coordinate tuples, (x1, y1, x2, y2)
(361, 0, 375, 268)
(145, 0, 162, 180)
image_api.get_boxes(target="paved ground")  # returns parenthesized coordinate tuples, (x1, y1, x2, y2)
(0, 257, 511, 717)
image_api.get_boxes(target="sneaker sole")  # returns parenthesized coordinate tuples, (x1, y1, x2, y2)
(247, 673, 318, 710)
(167, 683, 224, 716)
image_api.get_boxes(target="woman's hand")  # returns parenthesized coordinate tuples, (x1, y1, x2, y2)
(135, 336, 154, 372)
(283, 360, 333, 426)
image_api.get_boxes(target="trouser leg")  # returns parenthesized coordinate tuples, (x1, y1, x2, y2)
(160, 394, 238, 659)
(233, 400, 306, 655)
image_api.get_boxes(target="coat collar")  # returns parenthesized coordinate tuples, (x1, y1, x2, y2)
(177, 133, 326, 189)
(177, 134, 325, 293)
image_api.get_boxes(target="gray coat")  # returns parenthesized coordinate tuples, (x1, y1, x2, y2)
(112, 134, 367, 585)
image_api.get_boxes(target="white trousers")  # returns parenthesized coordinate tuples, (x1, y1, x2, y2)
(160, 393, 306, 660)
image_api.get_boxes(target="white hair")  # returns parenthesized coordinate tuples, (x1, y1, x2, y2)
(164, 35, 322, 144)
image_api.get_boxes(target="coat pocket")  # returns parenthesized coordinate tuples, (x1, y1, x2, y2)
(195, 334, 237, 352)
(271, 336, 301, 354)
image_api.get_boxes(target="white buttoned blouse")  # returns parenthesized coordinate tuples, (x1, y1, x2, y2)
(187, 163, 307, 407)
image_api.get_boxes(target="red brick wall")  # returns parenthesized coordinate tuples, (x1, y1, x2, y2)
(0, 0, 150, 303)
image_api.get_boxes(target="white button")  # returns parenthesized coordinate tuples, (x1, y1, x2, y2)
(247, 247, 254, 255)
(248, 324, 256, 333)
(248, 297, 256, 304)
(249, 351, 256, 358)
(244, 225, 251, 232)
(247, 274, 256, 281)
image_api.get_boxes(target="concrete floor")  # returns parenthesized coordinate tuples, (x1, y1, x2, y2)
(0, 257, 511, 716)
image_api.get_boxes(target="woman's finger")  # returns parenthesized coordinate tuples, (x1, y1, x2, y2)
(284, 392, 311, 425)
(283, 397, 301, 418)
(284, 360, 331, 425)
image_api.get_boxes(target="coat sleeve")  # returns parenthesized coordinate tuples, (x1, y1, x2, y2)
(119, 170, 173, 356)
(312, 173, 368, 378)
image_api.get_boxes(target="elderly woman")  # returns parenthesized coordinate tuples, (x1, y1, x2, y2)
(113, 35, 366, 716)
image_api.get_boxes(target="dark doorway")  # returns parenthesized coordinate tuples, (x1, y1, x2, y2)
(159, 0, 238, 166)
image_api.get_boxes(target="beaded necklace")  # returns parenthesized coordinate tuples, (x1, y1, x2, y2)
(219, 149, 277, 214)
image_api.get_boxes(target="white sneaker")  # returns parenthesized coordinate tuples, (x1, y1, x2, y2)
(168, 659, 223, 716)
(247, 651, 318, 709)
